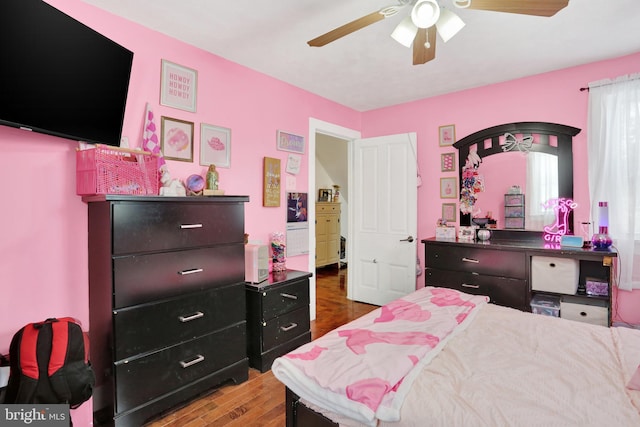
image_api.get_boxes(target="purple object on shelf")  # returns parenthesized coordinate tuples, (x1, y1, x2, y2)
(586, 278, 609, 296)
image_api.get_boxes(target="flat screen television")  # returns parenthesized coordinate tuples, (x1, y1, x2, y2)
(0, 0, 134, 146)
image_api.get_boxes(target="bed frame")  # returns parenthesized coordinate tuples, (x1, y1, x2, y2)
(286, 387, 338, 427)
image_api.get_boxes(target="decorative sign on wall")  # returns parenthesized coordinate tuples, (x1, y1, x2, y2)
(277, 130, 305, 154)
(160, 60, 198, 112)
(263, 157, 281, 207)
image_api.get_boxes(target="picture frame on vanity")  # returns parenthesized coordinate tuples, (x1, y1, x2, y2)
(439, 124, 456, 146)
(440, 177, 457, 199)
(441, 152, 456, 172)
(442, 203, 457, 222)
(161, 116, 194, 162)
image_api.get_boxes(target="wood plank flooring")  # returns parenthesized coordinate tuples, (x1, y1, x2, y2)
(145, 265, 377, 427)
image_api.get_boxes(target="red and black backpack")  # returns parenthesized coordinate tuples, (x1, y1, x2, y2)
(4, 317, 95, 408)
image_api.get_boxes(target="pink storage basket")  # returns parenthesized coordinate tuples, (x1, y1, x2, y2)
(76, 145, 159, 195)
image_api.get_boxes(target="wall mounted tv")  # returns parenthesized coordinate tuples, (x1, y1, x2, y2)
(0, 0, 134, 146)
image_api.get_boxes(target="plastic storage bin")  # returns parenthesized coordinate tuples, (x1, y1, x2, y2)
(531, 256, 579, 294)
(530, 294, 561, 317)
(76, 145, 159, 196)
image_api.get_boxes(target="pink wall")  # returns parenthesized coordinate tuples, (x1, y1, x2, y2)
(1, 1, 639, 423)
(361, 51, 640, 324)
(0, 1, 360, 424)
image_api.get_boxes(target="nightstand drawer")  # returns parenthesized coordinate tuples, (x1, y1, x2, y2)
(425, 245, 526, 279)
(114, 322, 246, 414)
(262, 307, 310, 351)
(426, 268, 528, 311)
(113, 245, 244, 308)
(316, 203, 340, 214)
(113, 284, 246, 361)
(112, 201, 245, 254)
(261, 280, 309, 320)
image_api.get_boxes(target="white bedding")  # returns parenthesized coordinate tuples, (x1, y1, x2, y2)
(295, 300, 640, 427)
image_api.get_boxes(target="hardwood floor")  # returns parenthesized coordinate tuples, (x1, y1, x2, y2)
(145, 265, 377, 427)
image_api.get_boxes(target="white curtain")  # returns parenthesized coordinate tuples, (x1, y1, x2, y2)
(526, 152, 558, 230)
(587, 74, 640, 291)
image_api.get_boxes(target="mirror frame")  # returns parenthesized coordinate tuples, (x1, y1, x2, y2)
(453, 122, 581, 233)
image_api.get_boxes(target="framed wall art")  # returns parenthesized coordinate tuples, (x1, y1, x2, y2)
(277, 130, 305, 154)
(440, 177, 457, 199)
(161, 116, 194, 162)
(442, 203, 457, 222)
(200, 123, 231, 168)
(263, 157, 281, 207)
(441, 152, 456, 172)
(439, 124, 456, 146)
(318, 188, 333, 202)
(160, 59, 198, 112)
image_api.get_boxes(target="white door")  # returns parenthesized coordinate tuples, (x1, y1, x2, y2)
(349, 133, 418, 306)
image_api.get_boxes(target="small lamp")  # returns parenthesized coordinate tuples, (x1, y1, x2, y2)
(391, 15, 419, 47)
(411, 0, 441, 28)
(592, 201, 613, 250)
(436, 8, 466, 42)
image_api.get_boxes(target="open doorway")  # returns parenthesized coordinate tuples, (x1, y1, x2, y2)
(307, 118, 360, 320)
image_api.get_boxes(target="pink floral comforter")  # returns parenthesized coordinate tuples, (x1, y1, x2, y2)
(272, 287, 489, 426)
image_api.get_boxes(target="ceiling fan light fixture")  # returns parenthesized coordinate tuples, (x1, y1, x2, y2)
(390, 15, 419, 48)
(435, 8, 465, 42)
(411, 0, 441, 29)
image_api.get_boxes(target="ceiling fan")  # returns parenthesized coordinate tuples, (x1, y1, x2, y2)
(308, 0, 569, 65)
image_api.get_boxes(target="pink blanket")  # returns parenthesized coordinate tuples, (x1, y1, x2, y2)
(272, 287, 489, 426)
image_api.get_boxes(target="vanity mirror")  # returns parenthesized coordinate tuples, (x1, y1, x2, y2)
(454, 122, 581, 234)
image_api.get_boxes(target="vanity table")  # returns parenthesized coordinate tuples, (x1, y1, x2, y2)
(422, 234, 616, 325)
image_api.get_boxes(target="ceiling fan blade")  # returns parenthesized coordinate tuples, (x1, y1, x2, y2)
(464, 0, 569, 17)
(308, 11, 386, 47)
(413, 27, 437, 65)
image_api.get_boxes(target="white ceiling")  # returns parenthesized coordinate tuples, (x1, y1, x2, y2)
(82, 0, 640, 112)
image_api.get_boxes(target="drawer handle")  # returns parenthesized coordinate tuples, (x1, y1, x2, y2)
(178, 311, 204, 322)
(280, 323, 298, 332)
(180, 354, 205, 369)
(462, 257, 479, 264)
(461, 283, 480, 289)
(179, 268, 204, 275)
(580, 311, 587, 317)
(180, 223, 203, 229)
(280, 293, 298, 300)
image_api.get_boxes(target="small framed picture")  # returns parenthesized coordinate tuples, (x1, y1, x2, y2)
(277, 130, 305, 154)
(441, 152, 455, 172)
(200, 123, 231, 168)
(442, 203, 457, 222)
(439, 124, 456, 146)
(440, 177, 457, 199)
(160, 60, 198, 112)
(161, 116, 194, 162)
(263, 157, 281, 207)
(318, 188, 332, 202)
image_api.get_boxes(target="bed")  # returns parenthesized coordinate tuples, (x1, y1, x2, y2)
(272, 287, 640, 427)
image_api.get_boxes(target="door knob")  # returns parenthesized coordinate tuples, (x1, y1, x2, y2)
(400, 236, 414, 242)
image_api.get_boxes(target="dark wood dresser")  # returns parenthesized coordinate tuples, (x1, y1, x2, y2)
(422, 235, 616, 324)
(245, 270, 312, 372)
(85, 195, 249, 427)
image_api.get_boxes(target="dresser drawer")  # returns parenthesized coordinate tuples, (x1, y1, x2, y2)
(261, 280, 310, 320)
(316, 203, 340, 214)
(112, 201, 245, 255)
(425, 245, 526, 279)
(113, 244, 244, 308)
(113, 284, 246, 361)
(262, 307, 310, 352)
(426, 268, 529, 311)
(114, 322, 246, 414)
